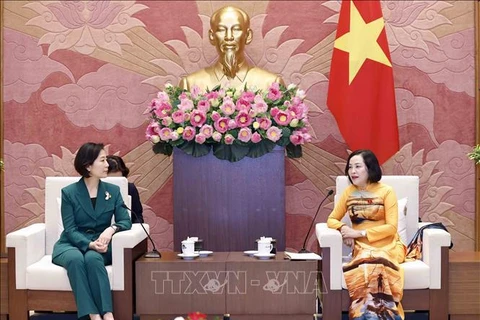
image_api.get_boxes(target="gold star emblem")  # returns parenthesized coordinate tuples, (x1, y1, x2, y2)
(334, 1, 392, 84)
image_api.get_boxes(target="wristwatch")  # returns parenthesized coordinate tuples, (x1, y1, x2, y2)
(360, 230, 367, 237)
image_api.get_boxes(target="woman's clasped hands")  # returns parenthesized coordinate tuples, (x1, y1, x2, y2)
(340, 225, 362, 248)
(89, 227, 115, 253)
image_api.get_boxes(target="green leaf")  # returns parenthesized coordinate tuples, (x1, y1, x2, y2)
(276, 135, 291, 147)
(213, 143, 250, 162)
(246, 140, 276, 158)
(286, 143, 302, 158)
(281, 127, 292, 137)
(178, 141, 211, 157)
(152, 143, 173, 156)
(211, 84, 221, 92)
(170, 138, 185, 147)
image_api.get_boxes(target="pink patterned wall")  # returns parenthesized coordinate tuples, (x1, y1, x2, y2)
(2, 1, 476, 251)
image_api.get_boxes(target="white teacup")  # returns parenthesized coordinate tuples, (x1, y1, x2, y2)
(257, 239, 273, 255)
(181, 239, 195, 255)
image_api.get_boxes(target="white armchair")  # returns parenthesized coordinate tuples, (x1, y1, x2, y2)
(316, 175, 451, 319)
(7, 177, 148, 320)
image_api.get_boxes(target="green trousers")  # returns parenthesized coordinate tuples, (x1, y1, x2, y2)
(53, 248, 112, 319)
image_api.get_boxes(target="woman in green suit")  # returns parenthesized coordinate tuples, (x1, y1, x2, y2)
(52, 142, 132, 320)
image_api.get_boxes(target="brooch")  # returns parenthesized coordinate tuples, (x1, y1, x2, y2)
(105, 191, 111, 200)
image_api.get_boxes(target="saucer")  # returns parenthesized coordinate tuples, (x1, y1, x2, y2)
(254, 253, 275, 260)
(198, 250, 213, 257)
(243, 250, 258, 256)
(178, 253, 200, 260)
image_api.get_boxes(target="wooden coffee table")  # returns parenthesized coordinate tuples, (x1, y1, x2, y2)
(135, 252, 318, 319)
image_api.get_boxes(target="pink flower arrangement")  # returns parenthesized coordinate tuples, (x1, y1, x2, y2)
(145, 82, 311, 162)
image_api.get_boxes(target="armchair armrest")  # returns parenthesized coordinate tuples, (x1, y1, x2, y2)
(111, 223, 149, 290)
(6, 223, 46, 289)
(315, 223, 343, 290)
(422, 227, 451, 289)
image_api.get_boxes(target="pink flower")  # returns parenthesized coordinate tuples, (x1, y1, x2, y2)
(303, 132, 312, 143)
(212, 131, 222, 142)
(211, 111, 221, 121)
(153, 101, 172, 119)
(238, 127, 252, 143)
(190, 85, 201, 99)
(288, 104, 303, 120)
(157, 91, 170, 102)
(197, 100, 211, 113)
(228, 119, 237, 129)
(170, 132, 180, 141)
(289, 131, 304, 145)
(295, 89, 306, 99)
(270, 107, 280, 117)
(145, 121, 159, 138)
(251, 132, 262, 143)
(159, 127, 173, 141)
(266, 126, 282, 142)
(257, 117, 272, 130)
(172, 110, 185, 124)
(195, 133, 206, 144)
(252, 100, 268, 114)
(236, 98, 251, 112)
(267, 82, 282, 101)
(161, 117, 172, 126)
(224, 134, 235, 145)
(149, 135, 160, 144)
(200, 125, 213, 138)
(274, 110, 291, 126)
(240, 91, 255, 102)
(291, 96, 302, 106)
(235, 111, 253, 128)
(182, 126, 196, 141)
(190, 110, 207, 127)
(178, 99, 194, 112)
(206, 91, 219, 100)
(179, 92, 188, 100)
(214, 117, 229, 133)
(220, 97, 236, 115)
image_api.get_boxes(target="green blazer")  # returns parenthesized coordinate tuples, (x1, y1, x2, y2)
(52, 178, 132, 259)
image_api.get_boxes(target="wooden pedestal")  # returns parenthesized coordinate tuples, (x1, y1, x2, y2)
(173, 147, 286, 252)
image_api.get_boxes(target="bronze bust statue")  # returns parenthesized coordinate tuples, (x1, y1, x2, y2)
(179, 6, 284, 91)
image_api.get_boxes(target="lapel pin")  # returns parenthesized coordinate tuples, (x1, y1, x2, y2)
(105, 191, 111, 200)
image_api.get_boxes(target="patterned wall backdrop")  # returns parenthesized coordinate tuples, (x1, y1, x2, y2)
(2, 1, 476, 251)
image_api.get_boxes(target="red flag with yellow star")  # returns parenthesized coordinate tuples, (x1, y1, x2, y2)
(327, 0, 399, 164)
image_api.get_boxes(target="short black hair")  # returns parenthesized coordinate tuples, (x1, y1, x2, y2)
(345, 149, 382, 184)
(74, 142, 105, 177)
(107, 155, 130, 178)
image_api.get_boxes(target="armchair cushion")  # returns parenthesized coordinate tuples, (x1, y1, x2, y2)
(6, 223, 46, 289)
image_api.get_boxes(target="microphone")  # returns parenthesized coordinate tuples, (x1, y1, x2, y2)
(121, 204, 161, 258)
(299, 189, 334, 253)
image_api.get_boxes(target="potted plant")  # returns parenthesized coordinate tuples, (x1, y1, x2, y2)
(467, 144, 480, 165)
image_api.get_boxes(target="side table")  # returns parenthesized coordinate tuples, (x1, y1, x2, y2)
(449, 251, 480, 319)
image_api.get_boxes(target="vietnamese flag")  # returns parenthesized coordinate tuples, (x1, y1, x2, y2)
(327, 0, 399, 164)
